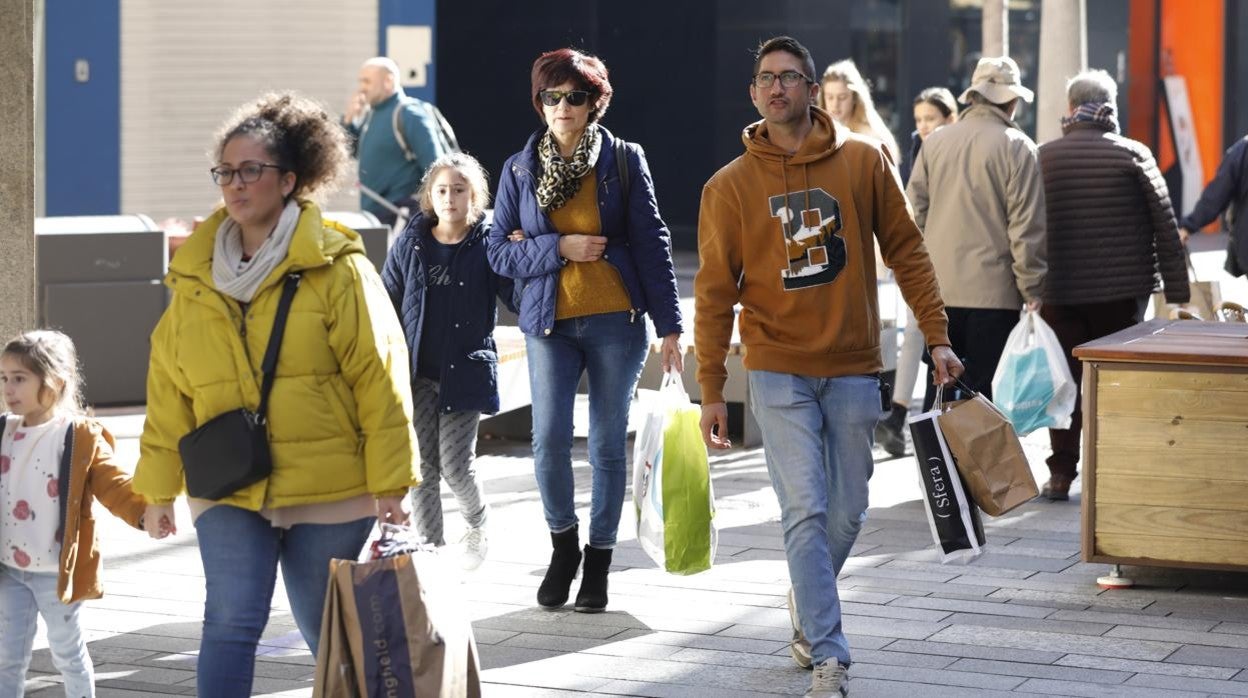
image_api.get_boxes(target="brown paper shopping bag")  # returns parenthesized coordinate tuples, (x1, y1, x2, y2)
(313, 552, 482, 698)
(936, 379, 1038, 516)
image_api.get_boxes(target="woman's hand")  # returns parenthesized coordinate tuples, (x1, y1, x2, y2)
(508, 229, 525, 242)
(558, 235, 607, 262)
(660, 333, 684, 373)
(143, 504, 176, 539)
(375, 496, 410, 526)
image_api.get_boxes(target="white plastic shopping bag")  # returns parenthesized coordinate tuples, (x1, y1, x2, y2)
(631, 370, 717, 575)
(991, 309, 1076, 435)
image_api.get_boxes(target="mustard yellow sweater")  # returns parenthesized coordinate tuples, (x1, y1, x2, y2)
(551, 173, 632, 319)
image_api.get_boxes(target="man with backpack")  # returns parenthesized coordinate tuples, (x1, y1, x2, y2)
(343, 57, 460, 226)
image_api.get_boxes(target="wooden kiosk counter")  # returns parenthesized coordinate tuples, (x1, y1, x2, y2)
(1074, 319, 1248, 572)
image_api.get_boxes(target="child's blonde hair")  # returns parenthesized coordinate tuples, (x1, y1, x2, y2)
(416, 153, 491, 226)
(2, 330, 85, 416)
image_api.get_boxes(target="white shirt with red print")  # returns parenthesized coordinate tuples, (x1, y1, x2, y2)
(0, 413, 69, 573)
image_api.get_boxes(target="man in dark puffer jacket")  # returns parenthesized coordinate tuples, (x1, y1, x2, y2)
(1037, 69, 1190, 501)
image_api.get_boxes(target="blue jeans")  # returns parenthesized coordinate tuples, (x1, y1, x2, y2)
(526, 311, 648, 548)
(0, 564, 93, 698)
(748, 371, 880, 667)
(194, 506, 374, 697)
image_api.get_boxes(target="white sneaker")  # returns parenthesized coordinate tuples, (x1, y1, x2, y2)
(806, 660, 849, 697)
(788, 586, 813, 669)
(460, 527, 488, 571)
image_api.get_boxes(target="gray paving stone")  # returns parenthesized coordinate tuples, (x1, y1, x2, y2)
(473, 615, 633, 640)
(940, 611, 1115, 637)
(839, 600, 952, 623)
(851, 648, 958, 669)
(666, 647, 799, 670)
(881, 558, 1036, 580)
(889, 595, 1054, 619)
(1217, 623, 1248, 636)
(852, 678, 1046, 697)
(927, 625, 1179, 661)
(1048, 608, 1218, 632)
(946, 657, 1132, 684)
(480, 685, 595, 698)
(473, 627, 521, 645)
(1126, 671, 1248, 695)
(593, 679, 791, 698)
(92, 680, 194, 696)
(969, 552, 1079, 574)
(1166, 645, 1248, 669)
(714, 622, 790, 643)
(1108, 624, 1248, 649)
(851, 662, 1026, 690)
(984, 587, 1153, 610)
(841, 614, 949, 641)
(610, 628, 789, 656)
(839, 575, 999, 598)
(1056, 652, 1239, 679)
(881, 639, 1065, 664)
(480, 663, 615, 692)
(1016, 677, 1208, 696)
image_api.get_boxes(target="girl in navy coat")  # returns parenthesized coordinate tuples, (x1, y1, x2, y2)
(382, 153, 513, 570)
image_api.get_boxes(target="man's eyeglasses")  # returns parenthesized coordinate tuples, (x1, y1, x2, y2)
(539, 90, 591, 107)
(751, 71, 812, 89)
(210, 161, 284, 186)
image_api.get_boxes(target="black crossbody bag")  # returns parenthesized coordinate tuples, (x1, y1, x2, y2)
(180, 273, 301, 500)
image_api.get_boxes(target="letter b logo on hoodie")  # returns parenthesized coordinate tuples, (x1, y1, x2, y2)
(769, 188, 846, 291)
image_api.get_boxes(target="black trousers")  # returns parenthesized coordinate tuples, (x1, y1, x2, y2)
(922, 307, 1020, 411)
(1039, 296, 1147, 478)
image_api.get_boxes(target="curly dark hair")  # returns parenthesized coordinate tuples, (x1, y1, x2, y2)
(213, 92, 349, 202)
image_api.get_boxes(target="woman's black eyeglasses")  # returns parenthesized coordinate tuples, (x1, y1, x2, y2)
(210, 161, 284, 186)
(539, 90, 590, 107)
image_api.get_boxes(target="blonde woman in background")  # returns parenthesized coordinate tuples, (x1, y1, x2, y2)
(820, 59, 900, 162)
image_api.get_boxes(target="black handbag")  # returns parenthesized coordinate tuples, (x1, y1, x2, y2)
(180, 273, 301, 500)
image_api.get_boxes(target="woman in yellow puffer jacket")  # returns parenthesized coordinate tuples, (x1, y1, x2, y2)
(134, 92, 417, 697)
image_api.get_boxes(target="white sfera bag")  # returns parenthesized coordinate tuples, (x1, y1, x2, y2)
(990, 309, 1076, 435)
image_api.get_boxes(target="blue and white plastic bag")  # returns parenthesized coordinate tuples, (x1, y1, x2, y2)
(991, 310, 1076, 435)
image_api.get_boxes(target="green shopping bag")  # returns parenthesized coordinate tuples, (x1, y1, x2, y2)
(632, 371, 717, 575)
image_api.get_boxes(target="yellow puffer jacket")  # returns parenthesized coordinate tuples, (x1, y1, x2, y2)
(134, 201, 418, 508)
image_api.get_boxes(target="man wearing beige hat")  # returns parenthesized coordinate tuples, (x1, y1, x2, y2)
(906, 55, 1047, 409)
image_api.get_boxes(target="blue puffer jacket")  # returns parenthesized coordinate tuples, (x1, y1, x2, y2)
(486, 125, 683, 338)
(382, 212, 515, 414)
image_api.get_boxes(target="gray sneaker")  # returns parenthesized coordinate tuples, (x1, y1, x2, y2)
(787, 586, 813, 669)
(806, 660, 849, 697)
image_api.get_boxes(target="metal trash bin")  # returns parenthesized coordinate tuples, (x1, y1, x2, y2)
(323, 211, 390, 272)
(35, 215, 168, 406)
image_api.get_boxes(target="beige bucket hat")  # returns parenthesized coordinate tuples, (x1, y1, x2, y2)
(958, 56, 1035, 105)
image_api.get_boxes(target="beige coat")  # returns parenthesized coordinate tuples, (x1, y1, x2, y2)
(906, 104, 1047, 309)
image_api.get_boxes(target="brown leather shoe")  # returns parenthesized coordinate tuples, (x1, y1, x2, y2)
(1041, 476, 1073, 501)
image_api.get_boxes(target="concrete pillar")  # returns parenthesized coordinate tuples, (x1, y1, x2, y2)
(1037, 0, 1088, 144)
(0, 0, 37, 343)
(983, 0, 1009, 57)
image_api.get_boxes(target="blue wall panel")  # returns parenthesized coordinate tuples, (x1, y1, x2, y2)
(45, 0, 120, 215)
(379, 0, 437, 103)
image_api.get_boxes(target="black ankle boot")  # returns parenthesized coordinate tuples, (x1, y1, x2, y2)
(537, 527, 582, 608)
(574, 545, 612, 613)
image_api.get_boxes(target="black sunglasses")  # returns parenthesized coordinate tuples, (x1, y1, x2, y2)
(539, 89, 590, 107)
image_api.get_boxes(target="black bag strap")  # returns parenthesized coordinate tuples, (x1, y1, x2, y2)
(256, 273, 302, 421)
(615, 138, 630, 201)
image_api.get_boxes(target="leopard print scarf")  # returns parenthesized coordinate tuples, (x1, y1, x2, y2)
(535, 126, 601, 212)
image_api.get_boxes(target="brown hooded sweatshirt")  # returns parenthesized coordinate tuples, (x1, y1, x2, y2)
(694, 107, 950, 404)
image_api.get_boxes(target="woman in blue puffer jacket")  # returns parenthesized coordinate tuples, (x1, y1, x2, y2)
(382, 152, 515, 572)
(487, 47, 684, 614)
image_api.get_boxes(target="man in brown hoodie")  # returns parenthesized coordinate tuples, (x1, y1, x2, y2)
(694, 36, 962, 697)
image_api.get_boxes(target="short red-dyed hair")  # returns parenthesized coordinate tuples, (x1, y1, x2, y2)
(530, 48, 613, 124)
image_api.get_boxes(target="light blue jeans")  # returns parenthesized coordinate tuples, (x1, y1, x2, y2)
(0, 563, 94, 698)
(193, 506, 374, 697)
(748, 371, 880, 667)
(525, 311, 648, 548)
